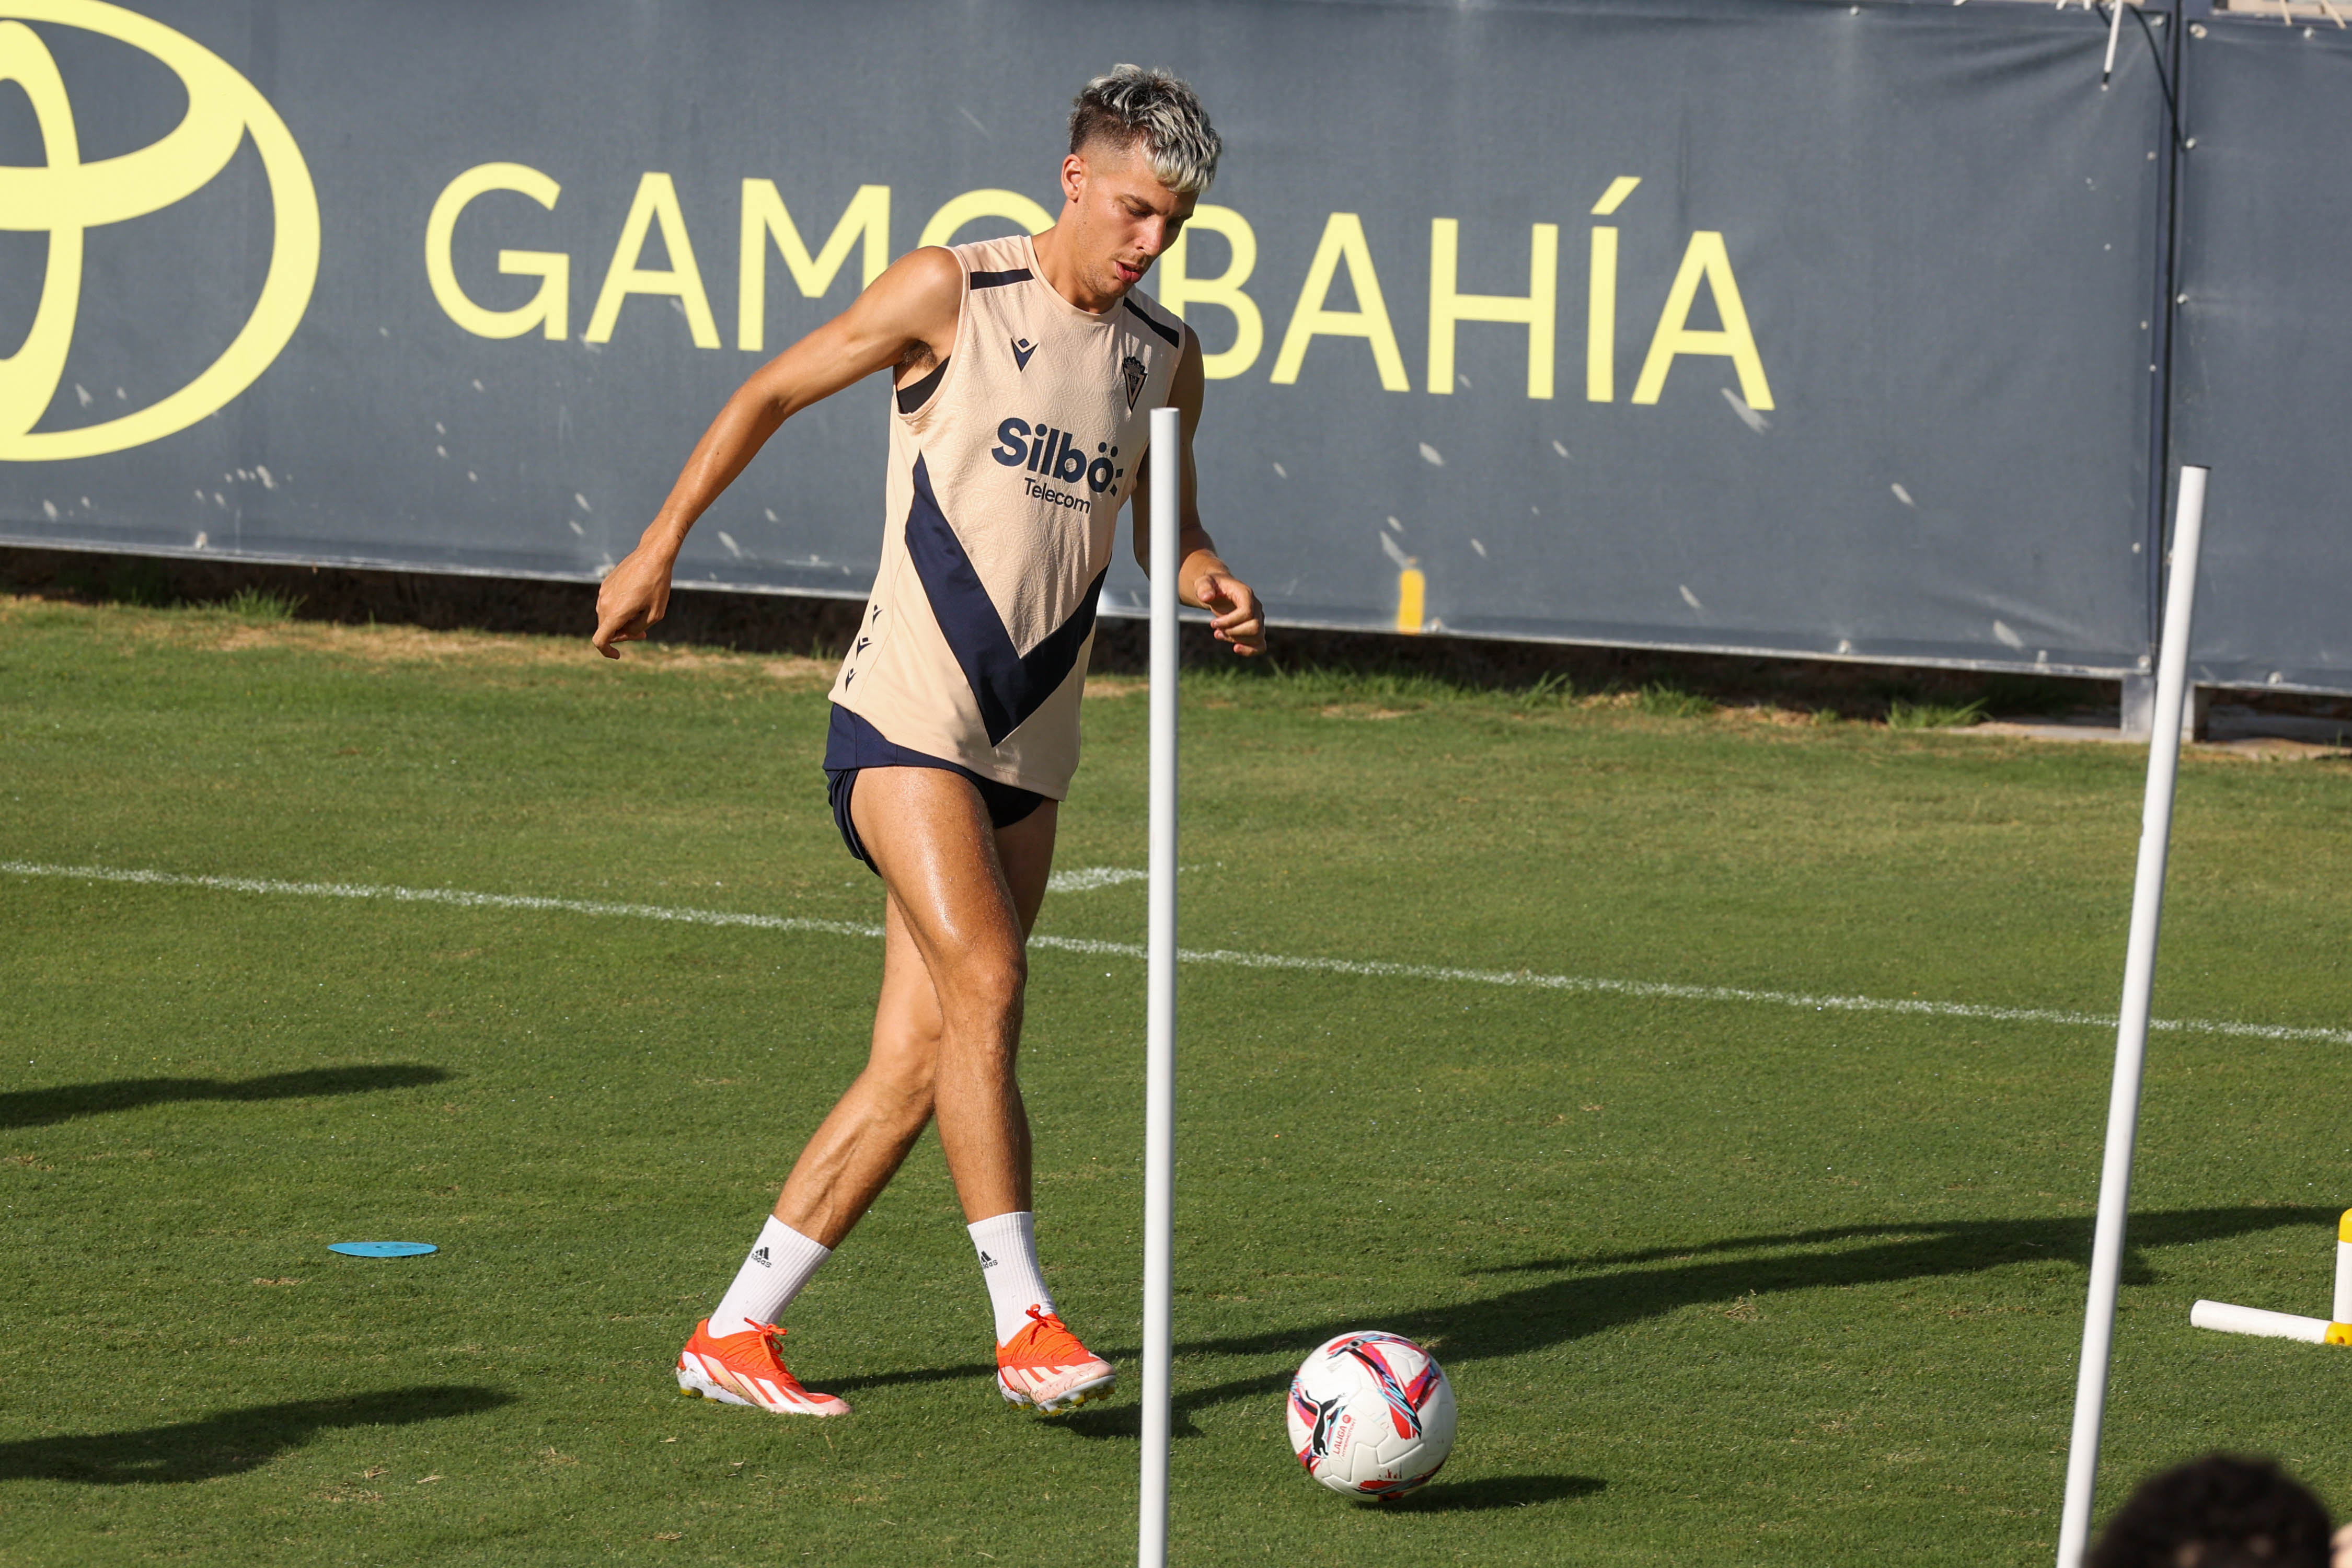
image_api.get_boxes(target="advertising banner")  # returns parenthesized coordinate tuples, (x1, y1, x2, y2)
(2, 0, 2177, 677)
(2168, 19, 2352, 695)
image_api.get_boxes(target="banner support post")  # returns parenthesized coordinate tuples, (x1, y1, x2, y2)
(2055, 463, 2210, 1568)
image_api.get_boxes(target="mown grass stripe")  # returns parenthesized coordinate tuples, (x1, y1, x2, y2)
(6, 858, 2345, 1045)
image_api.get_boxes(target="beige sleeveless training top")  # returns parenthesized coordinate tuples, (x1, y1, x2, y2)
(826, 232, 1186, 798)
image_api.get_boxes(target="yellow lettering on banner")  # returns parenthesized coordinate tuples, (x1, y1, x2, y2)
(1631, 230, 1772, 410)
(1269, 214, 1408, 391)
(1590, 176, 1641, 217)
(425, 164, 569, 341)
(917, 189, 1053, 250)
(1586, 227, 1618, 402)
(1586, 178, 1639, 402)
(586, 173, 719, 349)
(1157, 205, 1261, 380)
(737, 182, 890, 353)
(1427, 218, 1557, 399)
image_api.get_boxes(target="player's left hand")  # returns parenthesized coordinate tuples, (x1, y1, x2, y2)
(1194, 570, 1265, 656)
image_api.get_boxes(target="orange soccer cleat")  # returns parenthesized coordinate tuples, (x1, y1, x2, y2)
(675, 1319, 850, 1417)
(996, 1306, 1116, 1414)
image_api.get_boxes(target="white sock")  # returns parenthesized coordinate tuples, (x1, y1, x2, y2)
(968, 1210, 1057, 1344)
(708, 1216, 831, 1338)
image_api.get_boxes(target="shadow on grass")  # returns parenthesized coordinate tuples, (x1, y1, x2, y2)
(1052, 1400, 1198, 1442)
(0, 1386, 513, 1484)
(889, 1206, 2320, 1439)
(822, 1360, 999, 1398)
(1124, 1205, 2329, 1429)
(1, 1065, 451, 1130)
(1393, 1473, 1606, 1512)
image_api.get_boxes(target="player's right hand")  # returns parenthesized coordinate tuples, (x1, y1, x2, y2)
(592, 543, 675, 659)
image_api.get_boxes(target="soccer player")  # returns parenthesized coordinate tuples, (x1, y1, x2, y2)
(590, 66, 1264, 1417)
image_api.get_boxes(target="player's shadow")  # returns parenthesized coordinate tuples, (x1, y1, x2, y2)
(1130, 1204, 2329, 1429)
(0, 1065, 451, 1130)
(1394, 1473, 1605, 1511)
(0, 1386, 512, 1484)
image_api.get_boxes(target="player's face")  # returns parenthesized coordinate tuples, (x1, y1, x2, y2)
(1061, 140, 1196, 301)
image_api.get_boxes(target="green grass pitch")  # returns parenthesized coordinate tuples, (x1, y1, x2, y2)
(5, 595, 2352, 1566)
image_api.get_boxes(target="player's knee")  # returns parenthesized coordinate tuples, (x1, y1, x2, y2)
(866, 1048, 939, 1109)
(954, 950, 1028, 1017)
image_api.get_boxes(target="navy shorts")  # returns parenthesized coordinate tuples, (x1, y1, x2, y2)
(822, 705, 1050, 874)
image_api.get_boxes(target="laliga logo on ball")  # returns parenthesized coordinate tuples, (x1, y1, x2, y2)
(0, 1, 318, 462)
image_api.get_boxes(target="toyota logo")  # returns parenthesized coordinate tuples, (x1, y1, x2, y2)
(0, 0, 318, 461)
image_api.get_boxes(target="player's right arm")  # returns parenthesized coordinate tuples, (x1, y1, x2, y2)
(590, 248, 964, 658)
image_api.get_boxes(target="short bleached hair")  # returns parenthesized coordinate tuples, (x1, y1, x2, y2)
(1068, 65, 1221, 194)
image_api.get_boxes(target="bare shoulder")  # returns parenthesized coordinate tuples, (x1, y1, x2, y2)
(861, 250, 960, 338)
(849, 246, 964, 368)
(880, 244, 964, 308)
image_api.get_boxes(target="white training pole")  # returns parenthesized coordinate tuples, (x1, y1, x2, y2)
(2055, 464, 2209, 1568)
(1138, 405, 1181, 1568)
(2101, 0, 2128, 87)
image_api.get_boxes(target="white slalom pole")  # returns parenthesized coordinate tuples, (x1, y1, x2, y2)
(2055, 464, 2210, 1568)
(1138, 405, 1182, 1568)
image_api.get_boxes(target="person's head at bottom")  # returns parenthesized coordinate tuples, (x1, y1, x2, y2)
(2090, 1454, 2334, 1568)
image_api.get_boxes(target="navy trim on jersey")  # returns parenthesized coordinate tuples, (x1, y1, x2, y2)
(895, 358, 948, 413)
(968, 268, 1032, 290)
(903, 455, 1104, 746)
(1122, 296, 1181, 347)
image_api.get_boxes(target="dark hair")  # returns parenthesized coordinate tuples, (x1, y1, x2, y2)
(2089, 1455, 2334, 1568)
(1067, 65, 1219, 193)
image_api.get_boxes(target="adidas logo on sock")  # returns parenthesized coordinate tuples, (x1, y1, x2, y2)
(978, 1250, 998, 1269)
(751, 1247, 771, 1267)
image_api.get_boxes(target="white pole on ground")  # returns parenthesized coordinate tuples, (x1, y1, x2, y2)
(2190, 1299, 2336, 1345)
(2055, 464, 2210, 1568)
(1138, 404, 1182, 1568)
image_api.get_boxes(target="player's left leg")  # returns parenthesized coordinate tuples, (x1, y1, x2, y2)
(843, 769, 1111, 1411)
(957, 800, 1117, 1413)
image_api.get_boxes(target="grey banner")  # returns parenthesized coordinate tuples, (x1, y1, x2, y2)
(2170, 18, 2352, 695)
(2, 1, 2183, 677)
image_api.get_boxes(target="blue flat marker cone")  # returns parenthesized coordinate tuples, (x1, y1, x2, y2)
(328, 1241, 437, 1258)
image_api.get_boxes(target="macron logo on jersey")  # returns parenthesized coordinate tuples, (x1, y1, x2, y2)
(1010, 337, 1037, 371)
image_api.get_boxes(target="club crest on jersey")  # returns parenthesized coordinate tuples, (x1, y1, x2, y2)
(1121, 353, 1147, 410)
(1010, 336, 1038, 371)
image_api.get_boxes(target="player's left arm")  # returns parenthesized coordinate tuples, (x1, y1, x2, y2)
(1132, 324, 1266, 655)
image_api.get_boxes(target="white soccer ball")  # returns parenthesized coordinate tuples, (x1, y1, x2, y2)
(1285, 1331, 1456, 1499)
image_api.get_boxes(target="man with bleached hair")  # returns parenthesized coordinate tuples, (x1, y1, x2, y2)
(592, 65, 1265, 1417)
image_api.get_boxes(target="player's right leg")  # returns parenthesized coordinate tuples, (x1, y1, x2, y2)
(677, 895, 945, 1419)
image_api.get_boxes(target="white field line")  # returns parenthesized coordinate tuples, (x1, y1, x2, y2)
(1045, 865, 1152, 894)
(7, 859, 2348, 1046)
